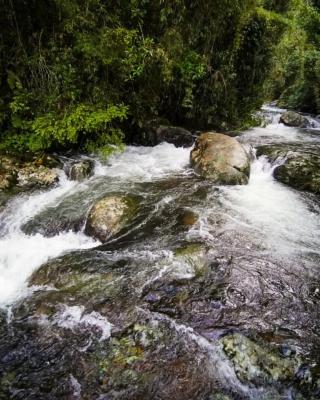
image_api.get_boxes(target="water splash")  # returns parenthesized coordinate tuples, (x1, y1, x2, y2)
(222, 156, 320, 256)
(94, 142, 192, 180)
(54, 305, 112, 341)
(0, 143, 192, 307)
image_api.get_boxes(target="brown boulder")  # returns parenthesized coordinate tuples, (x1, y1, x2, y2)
(190, 132, 250, 184)
(85, 195, 138, 242)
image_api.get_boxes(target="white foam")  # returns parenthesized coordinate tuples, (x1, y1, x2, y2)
(0, 171, 98, 307)
(0, 143, 192, 307)
(69, 375, 81, 399)
(0, 171, 77, 235)
(94, 142, 191, 181)
(222, 156, 320, 255)
(241, 106, 320, 146)
(54, 305, 112, 341)
(241, 121, 302, 144)
(0, 231, 97, 306)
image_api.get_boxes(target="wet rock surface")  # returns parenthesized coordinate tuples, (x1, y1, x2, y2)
(136, 123, 194, 147)
(280, 111, 309, 127)
(2, 227, 320, 399)
(190, 133, 250, 184)
(17, 165, 59, 189)
(257, 144, 320, 194)
(67, 160, 94, 181)
(221, 333, 300, 384)
(2, 172, 320, 399)
(85, 195, 139, 242)
(0, 154, 60, 193)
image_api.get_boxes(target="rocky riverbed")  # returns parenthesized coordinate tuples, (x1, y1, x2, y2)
(0, 106, 320, 399)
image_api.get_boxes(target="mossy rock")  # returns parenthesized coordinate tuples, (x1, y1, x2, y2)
(221, 333, 300, 385)
(257, 144, 320, 195)
(85, 195, 139, 242)
(274, 156, 320, 194)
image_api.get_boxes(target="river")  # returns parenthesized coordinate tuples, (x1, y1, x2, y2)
(1, 106, 320, 399)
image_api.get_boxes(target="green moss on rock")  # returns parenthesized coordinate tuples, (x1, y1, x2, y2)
(221, 333, 300, 385)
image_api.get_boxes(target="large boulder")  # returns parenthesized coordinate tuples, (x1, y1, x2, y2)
(85, 195, 138, 242)
(190, 132, 250, 184)
(274, 155, 320, 194)
(67, 160, 94, 181)
(136, 123, 194, 147)
(280, 111, 309, 128)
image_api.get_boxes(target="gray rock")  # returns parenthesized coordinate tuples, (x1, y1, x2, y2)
(274, 156, 320, 194)
(68, 160, 94, 181)
(137, 124, 194, 147)
(257, 144, 320, 194)
(280, 111, 309, 128)
(85, 195, 138, 242)
(190, 132, 250, 184)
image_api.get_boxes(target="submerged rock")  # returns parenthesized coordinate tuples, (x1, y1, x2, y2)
(136, 123, 194, 147)
(67, 160, 94, 181)
(22, 213, 85, 237)
(178, 209, 199, 226)
(85, 195, 138, 242)
(256, 144, 290, 162)
(280, 111, 309, 128)
(22, 187, 95, 236)
(190, 132, 250, 184)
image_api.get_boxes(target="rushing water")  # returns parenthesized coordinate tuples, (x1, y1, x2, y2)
(1, 107, 320, 399)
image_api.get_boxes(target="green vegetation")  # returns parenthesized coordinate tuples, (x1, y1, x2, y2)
(265, 0, 320, 113)
(0, 0, 319, 154)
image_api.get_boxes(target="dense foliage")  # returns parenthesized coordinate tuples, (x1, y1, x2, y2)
(0, 0, 318, 154)
(266, 0, 320, 114)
